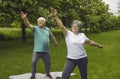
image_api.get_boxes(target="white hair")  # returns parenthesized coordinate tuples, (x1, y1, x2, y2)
(37, 17, 46, 22)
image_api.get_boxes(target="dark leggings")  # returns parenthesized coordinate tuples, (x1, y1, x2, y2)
(62, 57, 88, 79)
(31, 52, 50, 76)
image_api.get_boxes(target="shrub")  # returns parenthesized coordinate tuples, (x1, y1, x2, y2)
(0, 28, 63, 41)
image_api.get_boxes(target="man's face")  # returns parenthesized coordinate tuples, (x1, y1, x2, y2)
(37, 19, 45, 27)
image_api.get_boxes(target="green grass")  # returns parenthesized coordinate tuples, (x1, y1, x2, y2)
(0, 30, 120, 79)
(0, 28, 33, 40)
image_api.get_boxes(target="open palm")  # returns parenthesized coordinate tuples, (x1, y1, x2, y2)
(20, 12, 27, 19)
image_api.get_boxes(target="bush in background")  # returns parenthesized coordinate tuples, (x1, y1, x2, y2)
(0, 28, 63, 41)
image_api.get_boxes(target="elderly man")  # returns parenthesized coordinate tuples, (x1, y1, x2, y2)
(20, 12, 57, 79)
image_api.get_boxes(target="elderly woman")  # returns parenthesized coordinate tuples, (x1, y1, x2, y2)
(51, 8, 103, 79)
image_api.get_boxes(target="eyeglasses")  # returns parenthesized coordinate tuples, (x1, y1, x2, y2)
(71, 26, 79, 27)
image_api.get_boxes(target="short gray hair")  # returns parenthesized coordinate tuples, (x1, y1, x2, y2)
(72, 20, 82, 28)
(37, 17, 46, 22)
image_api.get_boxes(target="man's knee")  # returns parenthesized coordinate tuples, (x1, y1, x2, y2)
(31, 60, 37, 66)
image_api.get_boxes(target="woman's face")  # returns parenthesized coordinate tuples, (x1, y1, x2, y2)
(71, 23, 80, 34)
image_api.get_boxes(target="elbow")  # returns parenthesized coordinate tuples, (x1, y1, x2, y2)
(88, 41, 94, 46)
(89, 43, 93, 46)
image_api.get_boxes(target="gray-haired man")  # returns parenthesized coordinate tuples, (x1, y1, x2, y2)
(20, 12, 57, 79)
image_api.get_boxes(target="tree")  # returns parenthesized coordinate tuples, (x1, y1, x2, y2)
(0, 0, 59, 41)
(0, 0, 60, 27)
(56, 0, 110, 33)
(0, 0, 114, 34)
(118, 0, 120, 14)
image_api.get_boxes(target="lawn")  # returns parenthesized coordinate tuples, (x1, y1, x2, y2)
(0, 30, 120, 79)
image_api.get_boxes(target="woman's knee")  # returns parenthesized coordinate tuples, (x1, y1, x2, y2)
(62, 71, 71, 79)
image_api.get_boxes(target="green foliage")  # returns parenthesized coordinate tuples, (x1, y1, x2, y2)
(10, 21, 21, 28)
(0, 0, 120, 33)
(37, 7, 57, 27)
(0, 0, 59, 27)
(0, 28, 63, 41)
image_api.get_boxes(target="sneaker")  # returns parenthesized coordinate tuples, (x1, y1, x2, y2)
(46, 74, 53, 79)
(30, 76, 35, 79)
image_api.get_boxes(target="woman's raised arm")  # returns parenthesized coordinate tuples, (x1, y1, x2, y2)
(50, 8, 67, 36)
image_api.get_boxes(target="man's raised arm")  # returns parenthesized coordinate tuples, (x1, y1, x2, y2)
(20, 12, 34, 30)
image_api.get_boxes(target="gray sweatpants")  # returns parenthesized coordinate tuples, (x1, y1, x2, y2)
(62, 57, 88, 79)
(31, 52, 50, 76)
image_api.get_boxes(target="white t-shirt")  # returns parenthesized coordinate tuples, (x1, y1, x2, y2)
(65, 30, 89, 59)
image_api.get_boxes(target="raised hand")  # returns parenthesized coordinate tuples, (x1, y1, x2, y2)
(20, 12, 27, 19)
(50, 8, 58, 17)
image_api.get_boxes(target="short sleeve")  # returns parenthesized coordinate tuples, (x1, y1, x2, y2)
(83, 33, 89, 42)
(48, 28, 52, 36)
(65, 30, 71, 38)
(32, 26, 37, 33)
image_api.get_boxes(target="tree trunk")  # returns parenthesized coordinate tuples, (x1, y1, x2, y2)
(84, 23, 87, 33)
(21, 22, 26, 42)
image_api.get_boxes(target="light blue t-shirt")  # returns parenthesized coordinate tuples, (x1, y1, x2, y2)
(33, 26, 52, 53)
